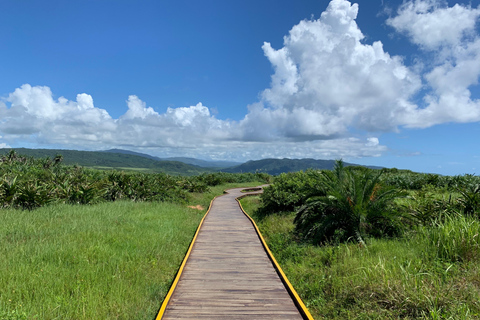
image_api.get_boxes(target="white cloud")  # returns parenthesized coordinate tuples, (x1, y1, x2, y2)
(0, 82, 385, 160)
(386, 0, 480, 50)
(0, 84, 234, 150)
(3, 0, 479, 162)
(387, 0, 480, 128)
(240, 0, 480, 137)
(238, 0, 421, 139)
(122, 95, 158, 120)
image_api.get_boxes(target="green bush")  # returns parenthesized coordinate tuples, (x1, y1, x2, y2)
(260, 169, 323, 213)
(0, 151, 269, 210)
(294, 161, 406, 245)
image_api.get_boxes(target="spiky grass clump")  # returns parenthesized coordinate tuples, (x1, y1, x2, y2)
(417, 213, 480, 263)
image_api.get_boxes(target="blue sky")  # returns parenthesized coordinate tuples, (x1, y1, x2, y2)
(1, 0, 479, 175)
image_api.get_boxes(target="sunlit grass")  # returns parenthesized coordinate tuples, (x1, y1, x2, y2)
(241, 196, 480, 320)
(0, 181, 264, 320)
(0, 201, 203, 319)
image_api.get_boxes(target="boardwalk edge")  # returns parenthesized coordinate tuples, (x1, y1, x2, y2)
(154, 196, 217, 320)
(237, 192, 315, 320)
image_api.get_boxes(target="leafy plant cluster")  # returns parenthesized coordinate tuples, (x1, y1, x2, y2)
(381, 168, 480, 190)
(260, 160, 480, 245)
(0, 150, 270, 210)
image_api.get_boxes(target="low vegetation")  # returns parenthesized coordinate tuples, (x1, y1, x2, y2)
(0, 201, 203, 320)
(0, 148, 212, 175)
(241, 160, 480, 319)
(0, 150, 270, 210)
(0, 150, 268, 319)
(3, 150, 479, 319)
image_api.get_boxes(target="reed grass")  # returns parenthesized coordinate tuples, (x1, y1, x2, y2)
(241, 196, 480, 319)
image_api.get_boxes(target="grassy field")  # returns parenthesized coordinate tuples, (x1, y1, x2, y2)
(0, 182, 263, 320)
(240, 196, 480, 320)
(0, 201, 203, 320)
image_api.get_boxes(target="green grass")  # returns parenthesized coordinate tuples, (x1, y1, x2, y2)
(240, 196, 480, 320)
(0, 182, 264, 319)
(188, 182, 265, 209)
(0, 201, 204, 320)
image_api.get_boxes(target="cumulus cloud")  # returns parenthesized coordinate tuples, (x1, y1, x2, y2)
(0, 82, 384, 160)
(238, 0, 480, 137)
(2, 0, 479, 161)
(0, 84, 235, 150)
(386, 0, 480, 50)
(238, 0, 421, 139)
(387, 0, 480, 128)
(122, 95, 157, 120)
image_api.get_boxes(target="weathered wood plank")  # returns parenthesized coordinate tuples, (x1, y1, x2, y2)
(161, 187, 304, 320)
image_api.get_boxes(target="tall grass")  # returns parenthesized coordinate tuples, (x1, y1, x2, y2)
(0, 181, 264, 320)
(241, 196, 480, 319)
(0, 201, 204, 319)
(417, 213, 480, 263)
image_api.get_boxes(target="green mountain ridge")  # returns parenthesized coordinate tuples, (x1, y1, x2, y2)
(101, 149, 241, 168)
(221, 158, 383, 175)
(1, 148, 383, 175)
(0, 148, 211, 176)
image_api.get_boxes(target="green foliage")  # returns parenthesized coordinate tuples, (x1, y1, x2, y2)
(0, 148, 212, 175)
(295, 161, 406, 245)
(406, 188, 460, 225)
(0, 306, 28, 320)
(260, 169, 323, 213)
(241, 196, 480, 320)
(418, 213, 480, 263)
(0, 201, 204, 320)
(0, 152, 270, 210)
(381, 169, 480, 191)
(457, 182, 480, 218)
(222, 158, 381, 175)
(259, 160, 480, 246)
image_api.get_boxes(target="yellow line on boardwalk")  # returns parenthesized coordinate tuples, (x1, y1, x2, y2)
(154, 196, 216, 320)
(156, 187, 313, 319)
(237, 194, 314, 320)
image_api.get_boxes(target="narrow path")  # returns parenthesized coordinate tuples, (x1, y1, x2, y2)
(158, 187, 305, 320)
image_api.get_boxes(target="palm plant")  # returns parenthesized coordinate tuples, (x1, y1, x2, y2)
(457, 183, 480, 217)
(0, 176, 19, 208)
(295, 160, 405, 246)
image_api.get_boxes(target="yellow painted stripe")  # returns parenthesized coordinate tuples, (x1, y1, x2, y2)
(155, 196, 217, 320)
(237, 194, 315, 320)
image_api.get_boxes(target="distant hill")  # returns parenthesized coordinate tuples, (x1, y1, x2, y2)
(164, 157, 241, 168)
(0, 148, 211, 176)
(221, 158, 383, 175)
(102, 149, 241, 168)
(1, 148, 384, 176)
(101, 148, 159, 160)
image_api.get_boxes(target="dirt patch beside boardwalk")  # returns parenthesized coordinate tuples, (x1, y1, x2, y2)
(187, 205, 205, 210)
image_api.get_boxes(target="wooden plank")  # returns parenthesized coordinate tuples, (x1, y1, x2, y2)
(160, 187, 304, 320)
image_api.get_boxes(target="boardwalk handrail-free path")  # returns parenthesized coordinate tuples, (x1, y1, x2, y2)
(156, 186, 313, 320)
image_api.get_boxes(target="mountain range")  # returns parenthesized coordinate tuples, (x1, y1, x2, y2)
(221, 158, 382, 175)
(0, 148, 382, 175)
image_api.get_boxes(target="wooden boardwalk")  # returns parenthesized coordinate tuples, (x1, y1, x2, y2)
(158, 187, 307, 320)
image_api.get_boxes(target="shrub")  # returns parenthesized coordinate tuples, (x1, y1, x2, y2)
(260, 169, 323, 213)
(295, 160, 406, 245)
(457, 183, 480, 218)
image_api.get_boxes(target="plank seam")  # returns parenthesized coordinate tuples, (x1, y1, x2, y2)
(236, 192, 315, 320)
